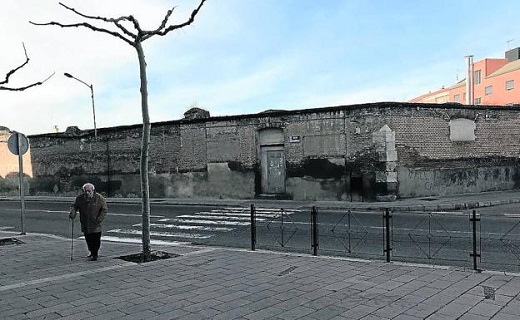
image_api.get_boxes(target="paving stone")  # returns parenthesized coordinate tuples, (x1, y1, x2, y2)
(436, 302, 473, 318)
(275, 306, 315, 319)
(244, 305, 285, 320)
(211, 306, 254, 320)
(468, 300, 503, 317)
(371, 303, 412, 319)
(339, 304, 379, 319)
(393, 314, 423, 320)
(306, 304, 345, 319)
(488, 312, 519, 320)
(458, 312, 490, 320)
(498, 301, 520, 316)
(403, 303, 440, 318)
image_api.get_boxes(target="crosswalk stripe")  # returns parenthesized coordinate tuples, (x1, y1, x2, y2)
(102, 236, 190, 246)
(105, 207, 297, 243)
(222, 207, 301, 212)
(504, 214, 520, 217)
(133, 223, 233, 232)
(107, 228, 211, 239)
(176, 214, 266, 221)
(194, 211, 286, 218)
(157, 218, 250, 226)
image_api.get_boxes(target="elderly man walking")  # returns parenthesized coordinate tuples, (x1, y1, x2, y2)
(69, 183, 108, 261)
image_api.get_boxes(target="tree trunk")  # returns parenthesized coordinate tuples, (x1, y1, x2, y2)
(136, 41, 151, 261)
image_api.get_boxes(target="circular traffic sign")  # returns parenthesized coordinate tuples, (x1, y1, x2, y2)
(8, 132, 29, 156)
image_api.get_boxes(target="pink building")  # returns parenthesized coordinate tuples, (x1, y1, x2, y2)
(0, 128, 33, 179)
(410, 47, 520, 106)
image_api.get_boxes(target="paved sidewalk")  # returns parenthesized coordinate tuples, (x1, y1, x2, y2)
(1, 230, 520, 319)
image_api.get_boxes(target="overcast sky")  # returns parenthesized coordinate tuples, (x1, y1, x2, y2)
(1, 0, 519, 135)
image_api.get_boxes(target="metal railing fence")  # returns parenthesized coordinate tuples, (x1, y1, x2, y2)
(248, 205, 520, 273)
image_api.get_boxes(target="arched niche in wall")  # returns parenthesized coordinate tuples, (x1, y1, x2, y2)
(257, 128, 286, 194)
(258, 127, 284, 146)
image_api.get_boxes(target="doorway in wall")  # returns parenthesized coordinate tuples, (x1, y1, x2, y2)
(261, 146, 286, 194)
(348, 171, 375, 201)
(258, 128, 286, 196)
(349, 172, 364, 201)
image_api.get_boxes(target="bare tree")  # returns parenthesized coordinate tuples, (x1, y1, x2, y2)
(31, 1, 206, 261)
(1, 43, 54, 91)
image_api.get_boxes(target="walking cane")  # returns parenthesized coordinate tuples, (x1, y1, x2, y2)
(71, 218, 74, 261)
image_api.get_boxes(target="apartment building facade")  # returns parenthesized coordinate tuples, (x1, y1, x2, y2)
(410, 47, 520, 106)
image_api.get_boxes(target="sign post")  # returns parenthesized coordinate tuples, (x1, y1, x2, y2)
(8, 132, 29, 235)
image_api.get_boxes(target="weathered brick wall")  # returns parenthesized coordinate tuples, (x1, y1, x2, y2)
(107, 128, 144, 174)
(179, 123, 206, 172)
(17, 102, 520, 200)
(282, 111, 348, 200)
(355, 105, 520, 163)
(341, 104, 520, 198)
(148, 124, 180, 174)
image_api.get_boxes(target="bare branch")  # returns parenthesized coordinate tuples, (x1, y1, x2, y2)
(0, 43, 54, 92)
(0, 43, 30, 85)
(144, 6, 177, 36)
(113, 20, 137, 38)
(142, 0, 206, 41)
(30, 20, 134, 46)
(59, 2, 145, 39)
(0, 71, 55, 92)
(31, 2, 145, 44)
(129, 15, 142, 32)
(58, 2, 116, 22)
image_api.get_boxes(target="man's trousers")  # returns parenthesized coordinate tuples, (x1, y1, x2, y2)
(84, 232, 101, 257)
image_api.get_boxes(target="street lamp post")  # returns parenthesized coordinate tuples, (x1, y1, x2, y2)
(64, 72, 97, 139)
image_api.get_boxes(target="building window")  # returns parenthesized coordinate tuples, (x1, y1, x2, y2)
(454, 94, 460, 102)
(485, 85, 492, 95)
(475, 97, 482, 105)
(506, 80, 515, 90)
(475, 70, 482, 85)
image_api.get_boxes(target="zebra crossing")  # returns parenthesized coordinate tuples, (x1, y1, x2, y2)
(104, 207, 301, 246)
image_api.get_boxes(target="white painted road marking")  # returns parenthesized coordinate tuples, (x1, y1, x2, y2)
(107, 228, 211, 239)
(106, 207, 297, 244)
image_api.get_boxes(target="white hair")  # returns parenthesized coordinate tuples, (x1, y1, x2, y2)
(82, 183, 95, 191)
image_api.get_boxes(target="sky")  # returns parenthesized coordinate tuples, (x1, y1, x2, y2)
(1, 0, 520, 136)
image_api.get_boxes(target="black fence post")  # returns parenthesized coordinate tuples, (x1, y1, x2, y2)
(470, 209, 481, 271)
(311, 206, 319, 256)
(250, 204, 256, 251)
(384, 208, 392, 262)
(281, 208, 285, 247)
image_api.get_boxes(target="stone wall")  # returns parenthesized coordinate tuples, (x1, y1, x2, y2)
(18, 102, 520, 200)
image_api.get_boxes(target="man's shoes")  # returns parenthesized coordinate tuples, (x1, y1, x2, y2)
(86, 254, 92, 258)
(90, 255, 97, 261)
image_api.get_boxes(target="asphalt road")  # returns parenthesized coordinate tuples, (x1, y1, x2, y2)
(1, 199, 520, 273)
(0, 200, 214, 238)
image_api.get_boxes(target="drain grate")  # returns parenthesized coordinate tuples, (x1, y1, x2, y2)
(117, 251, 179, 263)
(482, 286, 496, 300)
(278, 266, 298, 276)
(0, 238, 24, 246)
